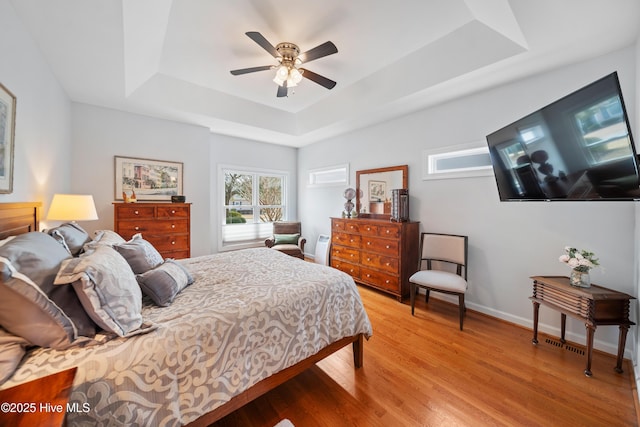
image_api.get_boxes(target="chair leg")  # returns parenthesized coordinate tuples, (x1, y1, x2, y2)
(410, 282, 416, 315)
(425, 289, 430, 303)
(458, 294, 465, 331)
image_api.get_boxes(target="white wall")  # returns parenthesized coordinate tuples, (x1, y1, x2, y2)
(0, 0, 71, 205)
(299, 46, 638, 357)
(70, 104, 212, 256)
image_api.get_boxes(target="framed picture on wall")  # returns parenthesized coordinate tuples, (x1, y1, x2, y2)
(115, 156, 183, 201)
(0, 83, 16, 194)
(369, 180, 386, 202)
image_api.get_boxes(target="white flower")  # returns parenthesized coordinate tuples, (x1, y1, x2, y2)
(559, 246, 599, 272)
(559, 254, 570, 263)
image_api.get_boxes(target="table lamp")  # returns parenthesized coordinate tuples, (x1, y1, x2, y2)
(46, 194, 98, 222)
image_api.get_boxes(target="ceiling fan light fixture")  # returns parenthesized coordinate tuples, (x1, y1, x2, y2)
(290, 68, 303, 84)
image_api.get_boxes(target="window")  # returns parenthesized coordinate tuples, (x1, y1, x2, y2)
(220, 166, 288, 250)
(422, 143, 493, 180)
(308, 164, 349, 186)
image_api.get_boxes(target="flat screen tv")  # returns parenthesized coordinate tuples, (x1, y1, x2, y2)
(486, 72, 640, 201)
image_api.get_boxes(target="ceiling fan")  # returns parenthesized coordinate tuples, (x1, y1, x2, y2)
(230, 31, 338, 98)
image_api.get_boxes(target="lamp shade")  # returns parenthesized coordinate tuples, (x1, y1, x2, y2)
(47, 194, 98, 221)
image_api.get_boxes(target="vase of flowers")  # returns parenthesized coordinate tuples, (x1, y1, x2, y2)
(559, 246, 599, 288)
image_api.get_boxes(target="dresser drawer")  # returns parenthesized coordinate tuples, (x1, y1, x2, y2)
(331, 260, 360, 278)
(332, 220, 346, 232)
(361, 237, 399, 256)
(116, 205, 156, 219)
(331, 246, 360, 263)
(118, 219, 188, 236)
(360, 267, 398, 292)
(156, 205, 189, 218)
(361, 252, 399, 274)
(145, 234, 189, 252)
(359, 223, 379, 236)
(332, 232, 361, 249)
(378, 224, 400, 239)
(343, 222, 360, 234)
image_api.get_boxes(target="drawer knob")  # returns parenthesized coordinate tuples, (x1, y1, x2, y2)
(350, 269, 354, 273)
(386, 245, 390, 249)
(171, 241, 176, 245)
(366, 274, 371, 278)
(385, 280, 390, 284)
(367, 242, 371, 245)
(367, 258, 371, 261)
(351, 254, 355, 258)
(171, 224, 176, 228)
(386, 230, 390, 234)
(134, 226, 140, 231)
(350, 239, 354, 243)
(134, 210, 139, 215)
(366, 227, 371, 231)
(171, 210, 176, 214)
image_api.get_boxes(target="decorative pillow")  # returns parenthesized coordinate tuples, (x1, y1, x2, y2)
(47, 222, 91, 256)
(0, 232, 96, 348)
(274, 233, 300, 245)
(55, 245, 143, 337)
(136, 260, 194, 307)
(113, 233, 163, 274)
(0, 327, 29, 385)
(83, 230, 126, 254)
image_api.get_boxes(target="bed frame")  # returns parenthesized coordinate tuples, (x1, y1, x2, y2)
(0, 202, 365, 426)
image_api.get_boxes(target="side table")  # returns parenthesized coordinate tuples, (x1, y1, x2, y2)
(529, 275, 635, 377)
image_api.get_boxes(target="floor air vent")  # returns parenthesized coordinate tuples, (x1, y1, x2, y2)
(544, 338, 585, 355)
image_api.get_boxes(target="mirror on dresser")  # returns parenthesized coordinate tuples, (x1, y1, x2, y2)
(356, 165, 408, 219)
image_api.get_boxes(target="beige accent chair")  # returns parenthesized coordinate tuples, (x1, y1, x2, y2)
(409, 232, 469, 330)
(265, 221, 306, 259)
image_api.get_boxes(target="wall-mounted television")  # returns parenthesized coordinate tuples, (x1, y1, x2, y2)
(486, 72, 640, 201)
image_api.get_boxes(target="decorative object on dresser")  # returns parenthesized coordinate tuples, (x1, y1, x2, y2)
(113, 202, 191, 259)
(265, 221, 306, 259)
(409, 232, 469, 330)
(0, 83, 16, 194)
(114, 156, 183, 201)
(331, 217, 419, 301)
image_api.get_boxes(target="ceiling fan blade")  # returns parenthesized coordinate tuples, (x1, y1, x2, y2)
(277, 81, 288, 98)
(246, 31, 279, 58)
(300, 68, 336, 90)
(230, 65, 273, 76)
(299, 41, 338, 63)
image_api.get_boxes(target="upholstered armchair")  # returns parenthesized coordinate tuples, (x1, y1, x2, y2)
(265, 221, 306, 259)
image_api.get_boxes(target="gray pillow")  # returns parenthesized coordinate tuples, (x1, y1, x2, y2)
(83, 230, 126, 254)
(114, 233, 164, 274)
(55, 245, 144, 337)
(136, 260, 194, 307)
(0, 232, 96, 348)
(0, 327, 29, 385)
(47, 222, 91, 256)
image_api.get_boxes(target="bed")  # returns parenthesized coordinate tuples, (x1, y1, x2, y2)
(0, 202, 373, 426)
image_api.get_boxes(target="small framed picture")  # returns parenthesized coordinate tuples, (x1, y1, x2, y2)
(369, 180, 386, 201)
(0, 83, 16, 194)
(115, 156, 183, 201)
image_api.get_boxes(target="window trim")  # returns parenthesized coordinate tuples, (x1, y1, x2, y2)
(218, 164, 289, 252)
(422, 142, 494, 180)
(307, 163, 349, 187)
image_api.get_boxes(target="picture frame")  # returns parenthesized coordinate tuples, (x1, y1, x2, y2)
(0, 83, 16, 194)
(115, 156, 183, 201)
(369, 180, 386, 201)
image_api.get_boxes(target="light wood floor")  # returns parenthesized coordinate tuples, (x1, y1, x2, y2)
(213, 285, 638, 427)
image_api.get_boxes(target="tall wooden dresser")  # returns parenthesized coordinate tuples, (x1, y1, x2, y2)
(113, 202, 191, 259)
(330, 217, 419, 301)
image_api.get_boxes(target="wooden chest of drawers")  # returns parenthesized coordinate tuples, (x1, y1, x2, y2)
(330, 217, 419, 301)
(114, 202, 191, 259)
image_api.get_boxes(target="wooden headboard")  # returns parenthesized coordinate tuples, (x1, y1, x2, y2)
(0, 202, 41, 239)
